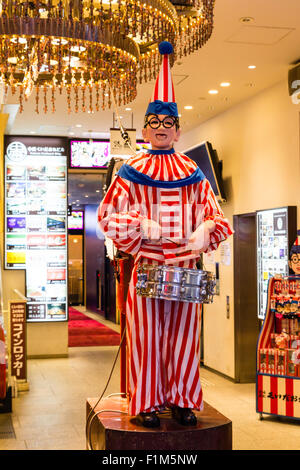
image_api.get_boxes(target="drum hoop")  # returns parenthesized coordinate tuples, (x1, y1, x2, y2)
(137, 263, 212, 277)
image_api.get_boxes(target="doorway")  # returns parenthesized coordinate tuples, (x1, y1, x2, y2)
(67, 171, 117, 322)
(68, 234, 84, 305)
(233, 212, 261, 383)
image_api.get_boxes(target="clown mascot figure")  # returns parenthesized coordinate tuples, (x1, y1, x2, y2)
(289, 230, 300, 277)
(98, 42, 233, 428)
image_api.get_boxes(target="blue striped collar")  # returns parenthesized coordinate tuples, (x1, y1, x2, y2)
(146, 148, 175, 155)
(117, 163, 205, 188)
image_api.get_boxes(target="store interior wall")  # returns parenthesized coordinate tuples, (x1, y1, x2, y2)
(177, 79, 300, 380)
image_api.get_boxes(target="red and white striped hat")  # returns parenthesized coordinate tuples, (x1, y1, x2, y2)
(145, 41, 178, 117)
(291, 229, 300, 254)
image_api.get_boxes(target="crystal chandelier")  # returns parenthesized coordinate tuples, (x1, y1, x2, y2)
(0, 0, 215, 113)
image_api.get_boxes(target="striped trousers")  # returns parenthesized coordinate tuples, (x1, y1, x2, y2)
(126, 258, 203, 416)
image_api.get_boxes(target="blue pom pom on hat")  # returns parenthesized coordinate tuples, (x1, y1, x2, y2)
(158, 41, 174, 55)
(145, 41, 178, 117)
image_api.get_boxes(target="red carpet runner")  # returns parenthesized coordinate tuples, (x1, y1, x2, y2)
(68, 307, 120, 347)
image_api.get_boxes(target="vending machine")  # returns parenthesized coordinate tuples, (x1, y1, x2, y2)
(256, 207, 299, 420)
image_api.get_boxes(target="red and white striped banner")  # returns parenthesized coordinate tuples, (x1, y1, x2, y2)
(257, 373, 300, 418)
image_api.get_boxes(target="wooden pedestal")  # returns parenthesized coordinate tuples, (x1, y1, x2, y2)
(86, 396, 232, 451)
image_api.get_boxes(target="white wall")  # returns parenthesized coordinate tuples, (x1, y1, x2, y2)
(177, 80, 300, 379)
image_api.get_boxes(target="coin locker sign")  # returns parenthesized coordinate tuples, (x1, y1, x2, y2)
(10, 301, 27, 380)
(4, 137, 68, 322)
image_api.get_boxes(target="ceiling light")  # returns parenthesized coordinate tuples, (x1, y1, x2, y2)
(125, 107, 132, 111)
(220, 82, 230, 87)
(208, 89, 218, 95)
(248, 65, 256, 69)
(70, 45, 86, 52)
(85, 195, 89, 198)
(7, 57, 18, 64)
(96, 190, 100, 193)
(63, 55, 80, 62)
(184, 105, 193, 110)
(52, 38, 68, 46)
(75, 124, 82, 128)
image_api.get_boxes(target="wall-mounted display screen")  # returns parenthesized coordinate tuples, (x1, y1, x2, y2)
(70, 140, 110, 168)
(68, 211, 84, 230)
(69, 139, 152, 169)
(4, 136, 68, 323)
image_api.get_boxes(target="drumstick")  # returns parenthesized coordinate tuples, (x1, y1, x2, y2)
(163, 237, 182, 246)
(136, 226, 183, 247)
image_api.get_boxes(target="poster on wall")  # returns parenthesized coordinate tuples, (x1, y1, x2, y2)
(256, 206, 297, 320)
(4, 137, 68, 323)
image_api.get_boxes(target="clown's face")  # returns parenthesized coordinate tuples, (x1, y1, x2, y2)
(142, 114, 181, 150)
(289, 252, 300, 275)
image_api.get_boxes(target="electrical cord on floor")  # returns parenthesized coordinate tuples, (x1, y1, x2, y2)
(85, 326, 127, 451)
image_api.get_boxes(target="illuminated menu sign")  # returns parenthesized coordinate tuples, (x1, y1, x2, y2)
(4, 137, 68, 322)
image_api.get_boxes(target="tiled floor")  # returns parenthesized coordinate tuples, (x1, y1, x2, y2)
(1, 309, 300, 450)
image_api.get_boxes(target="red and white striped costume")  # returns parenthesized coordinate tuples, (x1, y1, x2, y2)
(98, 150, 233, 416)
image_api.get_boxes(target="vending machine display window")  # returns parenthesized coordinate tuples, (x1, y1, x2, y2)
(256, 206, 297, 320)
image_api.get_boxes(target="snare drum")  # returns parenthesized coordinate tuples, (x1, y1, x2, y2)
(136, 264, 216, 304)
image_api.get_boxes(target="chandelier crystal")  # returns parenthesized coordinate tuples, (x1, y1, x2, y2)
(0, 0, 215, 113)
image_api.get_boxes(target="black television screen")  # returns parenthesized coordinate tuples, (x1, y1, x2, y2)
(184, 141, 226, 202)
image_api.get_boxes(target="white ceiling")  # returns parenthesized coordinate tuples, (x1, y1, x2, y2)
(5, 0, 300, 139)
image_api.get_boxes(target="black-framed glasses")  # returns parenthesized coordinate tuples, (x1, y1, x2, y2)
(291, 254, 300, 264)
(144, 115, 179, 129)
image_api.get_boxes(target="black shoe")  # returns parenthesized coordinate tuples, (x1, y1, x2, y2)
(137, 411, 160, 428)
(172, 407, 197, 426)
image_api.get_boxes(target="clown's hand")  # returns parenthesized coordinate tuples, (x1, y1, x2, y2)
(188, 220, 216, 253)
(140, 218, 162, 242)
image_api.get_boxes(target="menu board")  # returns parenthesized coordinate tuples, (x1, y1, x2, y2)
(257, 207, 290, 320)
(4, 137, 68, 322)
